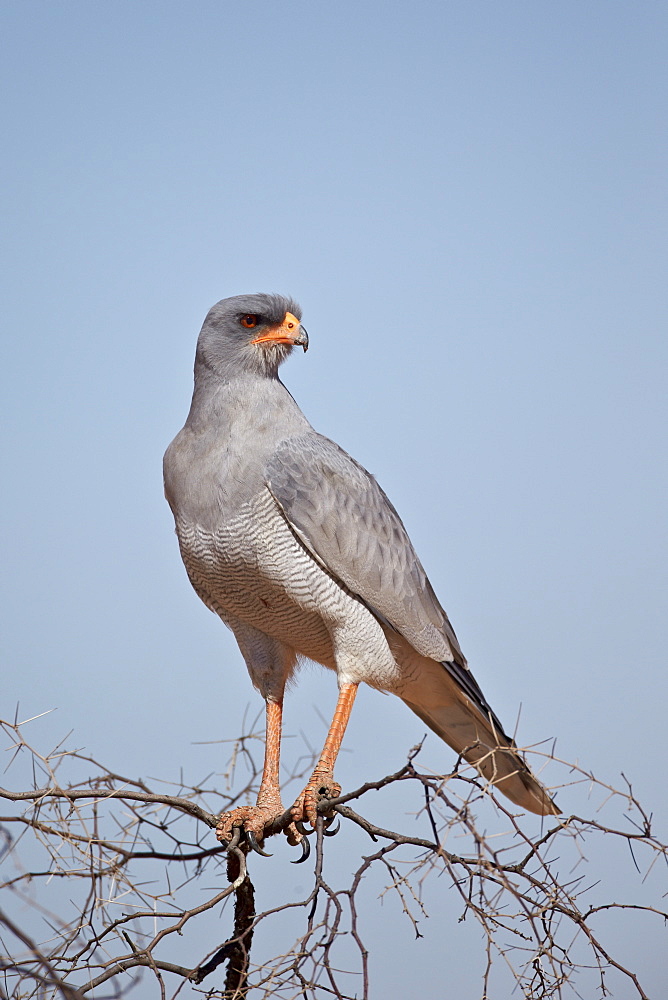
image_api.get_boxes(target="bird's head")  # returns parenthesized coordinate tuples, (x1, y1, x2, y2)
(195, 293, 308, 380)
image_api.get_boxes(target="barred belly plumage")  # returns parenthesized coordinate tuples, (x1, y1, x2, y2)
(175, 488, 394, 680)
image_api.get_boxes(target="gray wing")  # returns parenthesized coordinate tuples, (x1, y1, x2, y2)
(266, 433, 465, 664)
(267, 433, 507, 735)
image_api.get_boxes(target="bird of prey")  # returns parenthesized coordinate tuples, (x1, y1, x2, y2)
(164, 293, 558, 852)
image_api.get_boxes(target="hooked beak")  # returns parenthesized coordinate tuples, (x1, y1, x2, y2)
(250, 312, 309, 352)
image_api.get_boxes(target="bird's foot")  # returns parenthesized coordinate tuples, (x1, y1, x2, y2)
(216, 805, 277, 848)
(291, 771, 342, 830)
(216, 805, 308, 861)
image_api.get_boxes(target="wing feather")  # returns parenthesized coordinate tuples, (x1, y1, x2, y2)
(267, 433, 511, 742)
(267, 433, 462, 663)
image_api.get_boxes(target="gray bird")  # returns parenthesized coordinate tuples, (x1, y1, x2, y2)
(164, 293, 558, 849)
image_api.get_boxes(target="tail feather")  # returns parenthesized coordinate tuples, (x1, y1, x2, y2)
(402, 672, 559, 816)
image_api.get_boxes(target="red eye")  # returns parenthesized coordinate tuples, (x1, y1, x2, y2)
(240, 314, 258, 329)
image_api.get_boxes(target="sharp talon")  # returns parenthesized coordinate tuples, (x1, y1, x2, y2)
(218, 825, 240, 851)
(246, 830, 272, 857)
(295, 820, 313, 838)
(323, 817, 340, 837)
(291, 836, 311, 864)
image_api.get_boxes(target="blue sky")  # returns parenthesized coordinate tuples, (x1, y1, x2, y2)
(2, 2, 666, 995)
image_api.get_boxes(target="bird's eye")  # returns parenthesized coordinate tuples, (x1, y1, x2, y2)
(240, 314, 259, 329)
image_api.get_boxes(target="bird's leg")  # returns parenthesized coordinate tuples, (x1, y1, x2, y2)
(292, 681, 358, 828)
(217, 698, 298, 848)
(256, 698, 284, 812)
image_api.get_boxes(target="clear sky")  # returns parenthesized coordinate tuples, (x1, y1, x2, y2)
(1, 2, 666, 996)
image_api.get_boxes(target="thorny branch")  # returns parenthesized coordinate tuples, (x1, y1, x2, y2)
(0, 715, 666, 999)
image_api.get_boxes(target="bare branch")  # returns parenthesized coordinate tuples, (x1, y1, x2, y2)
(0, 714, 665, 999)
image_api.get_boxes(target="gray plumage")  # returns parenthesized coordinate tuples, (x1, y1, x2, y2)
(164, 293, 558, 816)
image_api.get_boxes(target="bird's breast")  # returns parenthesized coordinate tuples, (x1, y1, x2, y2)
(174, 490, 339, 666)
(164, 425, 267, 530)
(172, 489, 403, 690)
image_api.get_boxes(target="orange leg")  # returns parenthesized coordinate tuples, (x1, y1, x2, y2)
(217, 698, 292, 845)
(256, 699, 283, 811)
(292, 681, 358, 827)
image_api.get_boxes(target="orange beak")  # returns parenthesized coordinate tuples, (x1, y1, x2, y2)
(250, 312, 309, 352)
